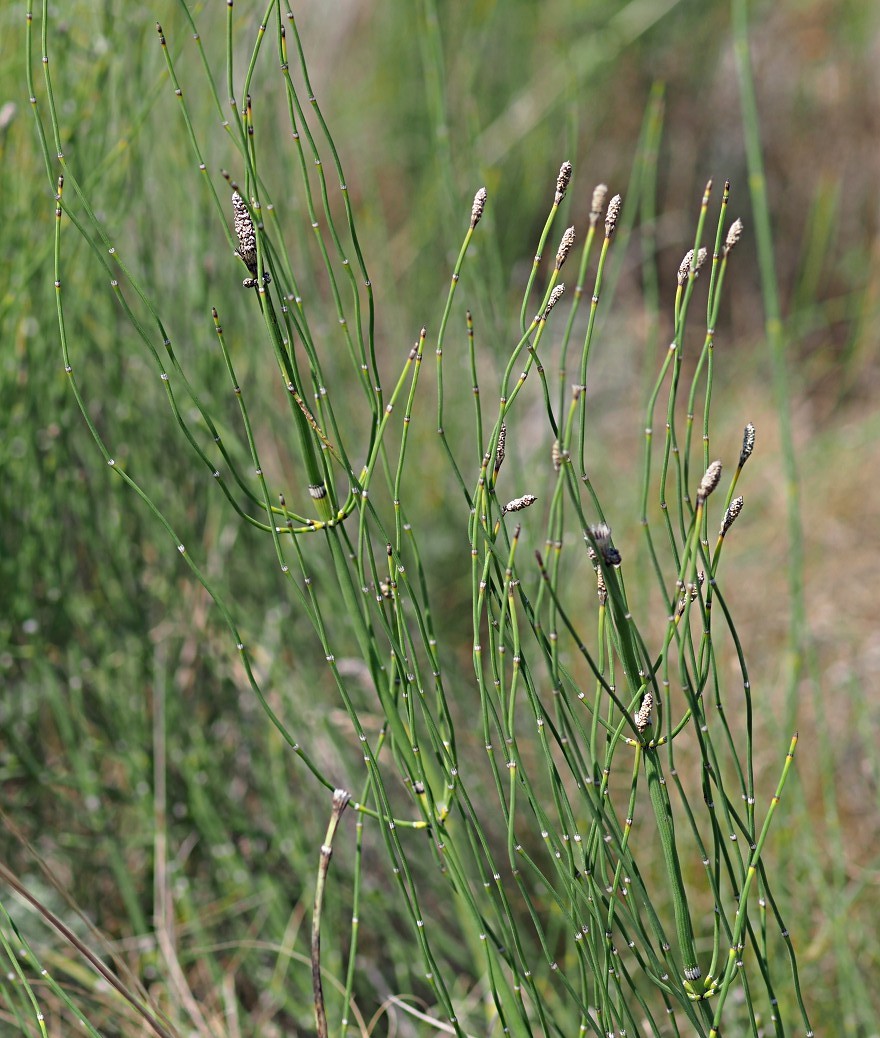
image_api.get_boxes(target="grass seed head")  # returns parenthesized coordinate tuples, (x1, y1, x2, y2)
(551, 439, 562, 472)
(504, 493, 537, 514)
(739, 422, 756, 467)
(471, 186, 487, 229)
(721, 496, 744, 536)
(677, 247, 709, 284)
(590, 183, 608, 224)
(555, 161, 573, 205)
(724, 217, 744, 256)
(587, 544, 607, 601)
(635, 691, 654, 733)
(555, 225, 576, 270)
(678, 249, 695, 285)
(232, 190, 258, 276)
(605, 194, 622, 238)
(676, 572, 705, 617)
(698, 459, 723, 502)
(494, 423, 507, 475)
(542, 283, 565, 319)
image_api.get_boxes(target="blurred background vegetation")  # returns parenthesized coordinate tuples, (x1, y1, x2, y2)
(2, 0, 879, 1034)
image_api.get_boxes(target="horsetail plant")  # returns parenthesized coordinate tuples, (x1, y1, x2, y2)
(16, 3, 815, 1036)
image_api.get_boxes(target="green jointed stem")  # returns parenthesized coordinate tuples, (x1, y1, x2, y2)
(683, 182, 730, 490)
(437, 216, 482, 505)
(577, 230, 614, 475)
(284, 6, 380, 403)
(643, 742, 701, 982)
(240, 2, 273, 106)
(557, 220, 599, 419)
(519, 163, 567, 334)
(277, 21, 377, 410)
(708, 735, 799, 1034)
